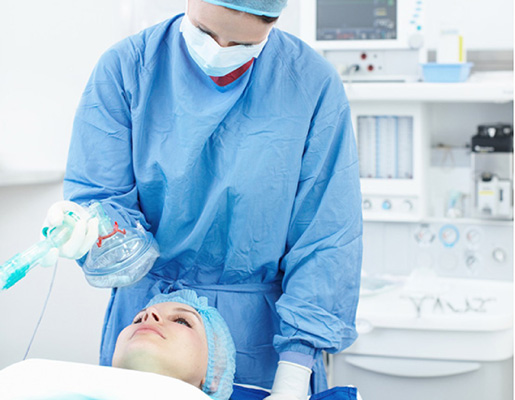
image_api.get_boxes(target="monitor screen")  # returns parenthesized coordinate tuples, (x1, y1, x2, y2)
(317, 0, 397, 41)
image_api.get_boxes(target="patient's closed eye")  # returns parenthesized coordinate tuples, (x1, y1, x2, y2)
(171, 317, 192, 328)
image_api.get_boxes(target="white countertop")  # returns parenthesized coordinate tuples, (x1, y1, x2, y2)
(357, 275, 513, 332)
(345, 71, 514, 103)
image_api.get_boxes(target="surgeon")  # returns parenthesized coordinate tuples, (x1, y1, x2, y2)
(43, 0, 363, 398)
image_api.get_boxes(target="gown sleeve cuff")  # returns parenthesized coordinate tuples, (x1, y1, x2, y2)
(279, 351, 315, 370)
(78, 199, 150, 231)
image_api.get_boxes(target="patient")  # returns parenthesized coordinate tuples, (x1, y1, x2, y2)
(0, 290, 360, 399)
(112, 289, 236, 400)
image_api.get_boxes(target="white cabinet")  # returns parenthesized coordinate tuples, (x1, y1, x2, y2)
(338, 72, 514, 400)
(346, 71, 514, 223)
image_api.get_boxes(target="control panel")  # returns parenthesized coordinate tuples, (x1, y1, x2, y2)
(362, 220, 513, 281)
(410, 222, 513, 280)
(362, 195, 421, 221)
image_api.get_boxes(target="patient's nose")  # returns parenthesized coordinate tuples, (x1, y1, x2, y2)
(143, 307, 161, 322)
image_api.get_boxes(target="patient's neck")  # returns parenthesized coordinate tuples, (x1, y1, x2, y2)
(113, 354, 203, 389)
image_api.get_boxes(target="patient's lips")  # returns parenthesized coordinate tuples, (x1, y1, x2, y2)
(132, 324, 165, 339)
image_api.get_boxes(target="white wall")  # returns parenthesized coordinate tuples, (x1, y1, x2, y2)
(0, 1, 130, 172)
(0, 183, 110, 368)
(0, 0, 130, 369)
(423, 0, 513, 50)
(0, 0, 513, 370)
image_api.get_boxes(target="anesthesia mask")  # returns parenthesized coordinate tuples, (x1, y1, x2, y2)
(81, 202, 159, 288)
(0, 202, 159, 290)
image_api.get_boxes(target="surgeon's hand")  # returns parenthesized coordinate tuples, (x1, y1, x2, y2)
(264, 361, 312, 400)
(39, 201, 99, 267)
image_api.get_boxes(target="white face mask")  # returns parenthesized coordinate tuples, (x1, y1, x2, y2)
(180, 15, 268, 77)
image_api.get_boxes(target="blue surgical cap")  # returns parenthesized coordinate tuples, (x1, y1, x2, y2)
(146, 290, 236, 400)
(201, 0, 287, 17)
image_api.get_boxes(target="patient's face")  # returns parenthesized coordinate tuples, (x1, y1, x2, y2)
(112, 302, 209, 388)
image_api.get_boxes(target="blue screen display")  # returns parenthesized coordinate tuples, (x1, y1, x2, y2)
(317, 0, 397, 41)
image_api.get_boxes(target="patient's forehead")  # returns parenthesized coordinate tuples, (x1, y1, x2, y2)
(162, 302, 198, 315)
(156, 301, 197, 312)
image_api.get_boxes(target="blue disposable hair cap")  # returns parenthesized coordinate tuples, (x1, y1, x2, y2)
(201, 0, 287, 17)
(146, 290, 236, 400)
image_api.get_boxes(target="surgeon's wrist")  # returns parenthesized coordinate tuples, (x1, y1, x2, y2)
(279, 351, 315, 370)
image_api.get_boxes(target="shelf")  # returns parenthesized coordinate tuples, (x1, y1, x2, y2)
(364, 216, 513, 227)
(422, 216, 513, 227)
(0, 170, 65, 187)
(344, 71, 514, 103)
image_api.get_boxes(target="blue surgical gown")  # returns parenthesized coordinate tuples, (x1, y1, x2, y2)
(64, 14, 362, 392)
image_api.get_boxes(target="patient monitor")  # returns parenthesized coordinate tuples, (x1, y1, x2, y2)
(300, 0, 426, 82)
